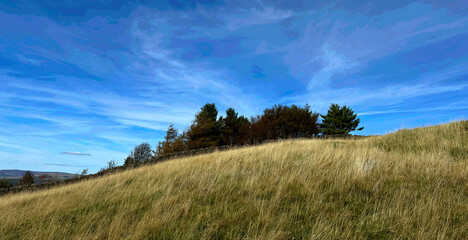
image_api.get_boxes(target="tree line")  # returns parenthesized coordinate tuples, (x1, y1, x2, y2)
(122, 103, 363, 168)
(0, 103, 364, 188)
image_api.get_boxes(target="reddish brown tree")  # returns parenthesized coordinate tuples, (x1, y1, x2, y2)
(18, 171, 34, 186)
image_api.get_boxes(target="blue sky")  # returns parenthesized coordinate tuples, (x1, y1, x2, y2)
(1, 0, 467, 173)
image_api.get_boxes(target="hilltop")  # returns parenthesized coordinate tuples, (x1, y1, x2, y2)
(0, 121, 466, 239)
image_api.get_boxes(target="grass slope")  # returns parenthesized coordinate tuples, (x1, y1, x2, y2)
(0, 121, 467, 239)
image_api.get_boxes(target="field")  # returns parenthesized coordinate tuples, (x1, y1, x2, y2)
(0, 121, 467, 239)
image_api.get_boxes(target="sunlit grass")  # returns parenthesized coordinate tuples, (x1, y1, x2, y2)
(0, 121, 467, 239)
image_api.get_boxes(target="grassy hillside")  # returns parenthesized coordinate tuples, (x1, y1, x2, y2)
(0, 121, 467, 239)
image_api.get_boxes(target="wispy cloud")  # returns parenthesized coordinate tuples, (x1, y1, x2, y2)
(0, 0, 466, 173)
(44, 163, 88, 168)
(307, 43, 358, 89)
(273, 3, 468, 89)
(60, 152, 92, 156)
(225, 7, 295, 31)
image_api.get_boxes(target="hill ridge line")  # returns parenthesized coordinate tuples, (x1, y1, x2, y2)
(0, 135, 367, 196)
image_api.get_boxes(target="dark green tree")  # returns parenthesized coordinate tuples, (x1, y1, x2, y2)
(0, 179, 12, 188)
(223, 107, 249, 145)
(320, 103, 363, 135)
(18, 171, 34, 186)
(187, 103, 223, 149)
(198, 103, 218, 122)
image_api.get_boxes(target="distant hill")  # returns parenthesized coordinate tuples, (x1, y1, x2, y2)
(0, 170, 75, 186)
(0, 169, 74, 178)
(0, 121, 467, 239)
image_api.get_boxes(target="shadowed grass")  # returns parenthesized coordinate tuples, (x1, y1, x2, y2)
(0, 121, 467, 239)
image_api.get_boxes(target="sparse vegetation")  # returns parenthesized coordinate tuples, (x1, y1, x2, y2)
(98, 161, 119, 173)
(0, 121, 466, 239)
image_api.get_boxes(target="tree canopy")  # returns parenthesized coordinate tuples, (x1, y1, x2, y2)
(320, 103, 363, 135)
(222, 107, 249, 146)
(186, 103, 223, 149)
(155, 103, 323, 157)
(125, 143, 153, 167)
(149, 102, 363, 160)
(250, 104, 320, 141)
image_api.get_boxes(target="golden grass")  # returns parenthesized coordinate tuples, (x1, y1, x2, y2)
(0, 121, 467, 239)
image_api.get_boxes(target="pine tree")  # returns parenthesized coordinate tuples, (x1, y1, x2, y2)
(198, 103, 218, 121)
(320, 103, 363, 135)
(223, 108, 240, 145)
(164, 123, 178, 143)
(156, 124, 184, 157)
(187, 103, 223, 149)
